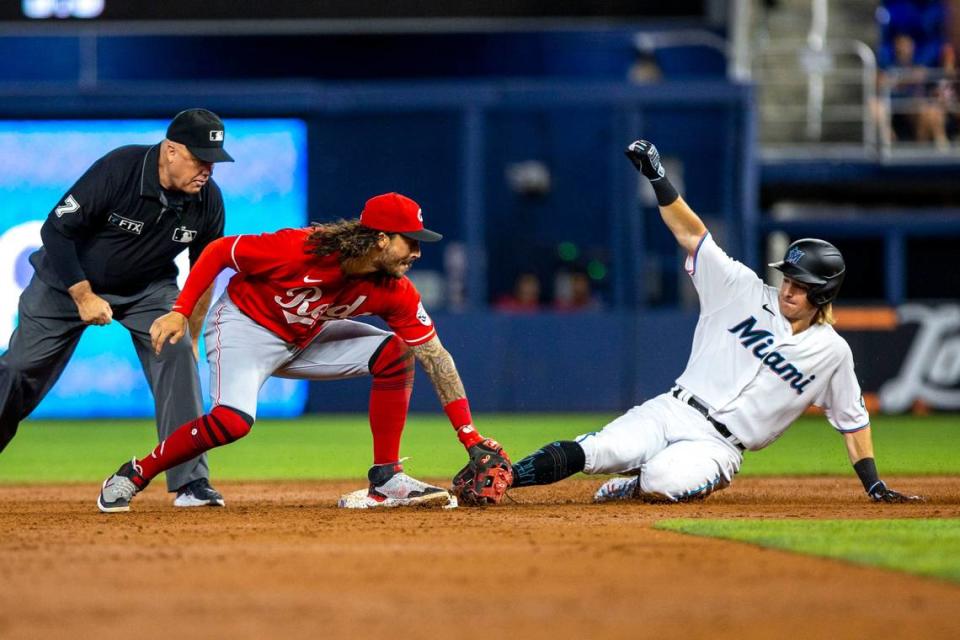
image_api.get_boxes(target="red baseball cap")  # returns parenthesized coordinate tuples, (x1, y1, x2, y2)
(359, 192, 443, 242)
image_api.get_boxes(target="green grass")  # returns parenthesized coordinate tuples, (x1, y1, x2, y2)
(656, 518, 960, 583)
(0, 413, 607, 483)
(742, 414, 960, 476)
(0, 413, 957, 483)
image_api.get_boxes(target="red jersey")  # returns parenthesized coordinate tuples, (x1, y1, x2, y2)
(174, 228, 437, 348)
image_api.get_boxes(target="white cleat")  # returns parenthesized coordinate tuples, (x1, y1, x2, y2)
(338, 469, 455, 509)
(593, 476, 640, 503)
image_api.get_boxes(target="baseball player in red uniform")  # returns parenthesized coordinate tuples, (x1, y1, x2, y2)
(97, 192, 511, 512)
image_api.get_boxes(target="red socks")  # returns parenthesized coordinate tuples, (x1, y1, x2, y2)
(368, 336, 414, 464)
(137, 405, 252, 481)
(135, 335, 415, 481)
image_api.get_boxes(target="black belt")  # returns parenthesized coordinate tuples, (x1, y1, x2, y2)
(671, 387, 745, 452)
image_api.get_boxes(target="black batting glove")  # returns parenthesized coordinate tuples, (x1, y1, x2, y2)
(625, 139, 679, 206)
(868, 481, 924, 503)
(625, 140, 666, 181)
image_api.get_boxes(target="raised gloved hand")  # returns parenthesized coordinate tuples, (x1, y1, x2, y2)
(451, 438, 513, 506)
(624, 139, 666, 181)
(868, 481, 924, 503)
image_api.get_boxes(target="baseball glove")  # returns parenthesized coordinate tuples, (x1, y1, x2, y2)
(451, 438, 513, 506)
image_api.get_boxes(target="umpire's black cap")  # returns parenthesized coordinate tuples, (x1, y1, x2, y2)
(166, 108, 234, 163)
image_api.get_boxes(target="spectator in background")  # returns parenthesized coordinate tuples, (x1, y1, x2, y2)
(933, 42, 959, 142)
(873, 32, 953, 149)
(874, 0, 957, 149)
(627, 50, 662, 84)
(495, 272, 542, 313)
(878, 0, 948, 67)
(553, 271, 602, 312)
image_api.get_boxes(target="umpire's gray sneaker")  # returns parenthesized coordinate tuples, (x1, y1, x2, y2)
(98, 458, 149, 513)
(173, 478, 225, 507)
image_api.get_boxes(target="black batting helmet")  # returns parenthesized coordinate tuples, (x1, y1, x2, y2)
(769, 238, 846, 306)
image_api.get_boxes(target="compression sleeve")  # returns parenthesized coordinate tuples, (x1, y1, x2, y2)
(172, 236, 235, 317)
(40, 219, 87, 289)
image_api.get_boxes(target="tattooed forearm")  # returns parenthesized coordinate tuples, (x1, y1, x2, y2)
(410, 336, 466, 405)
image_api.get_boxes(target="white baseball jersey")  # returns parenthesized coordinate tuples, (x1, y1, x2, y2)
(675, 233, 869, 450)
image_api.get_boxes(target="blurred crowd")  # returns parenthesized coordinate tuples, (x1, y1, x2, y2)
(874, 0, 959, 149)
(494, 271, 603, 314)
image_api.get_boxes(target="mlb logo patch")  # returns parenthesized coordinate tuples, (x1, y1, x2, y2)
(173, 226, 198, 243)
(786, 247, 805, 265)
(209, 130, 224, 142)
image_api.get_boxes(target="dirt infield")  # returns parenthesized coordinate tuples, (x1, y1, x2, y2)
(1, 477, 958, 640)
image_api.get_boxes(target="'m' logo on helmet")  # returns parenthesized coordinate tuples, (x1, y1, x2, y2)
(769, 238, 846, 306)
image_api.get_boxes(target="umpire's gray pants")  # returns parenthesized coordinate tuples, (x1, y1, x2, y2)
(0, 275, 208, 491)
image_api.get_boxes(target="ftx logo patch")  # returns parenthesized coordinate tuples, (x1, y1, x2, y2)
(786, 247, 805, 265)
(108, 213, 143, 235)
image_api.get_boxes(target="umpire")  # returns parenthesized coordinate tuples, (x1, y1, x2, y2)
(0, 108, 232, 507)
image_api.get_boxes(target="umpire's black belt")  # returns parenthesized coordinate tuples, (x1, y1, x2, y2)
(671, 386, 746, 452)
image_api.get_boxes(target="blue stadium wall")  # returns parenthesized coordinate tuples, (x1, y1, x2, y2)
(0, 26, 752, 417)
(310, 310, 699, 412)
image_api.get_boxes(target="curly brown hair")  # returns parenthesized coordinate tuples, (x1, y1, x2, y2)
(305, 219, 387, 260)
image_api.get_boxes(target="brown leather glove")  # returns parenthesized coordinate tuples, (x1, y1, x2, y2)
(451, 438, 513, 506)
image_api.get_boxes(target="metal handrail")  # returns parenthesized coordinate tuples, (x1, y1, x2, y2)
(753, 38, 877, 149)
(631, 29, 729, 59)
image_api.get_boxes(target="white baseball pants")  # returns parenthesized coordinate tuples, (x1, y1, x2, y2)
(204, 292, 392, 420)
(577, 392, 744, 501)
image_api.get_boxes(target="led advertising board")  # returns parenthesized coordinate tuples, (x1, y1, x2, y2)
(0, 118, 308, 418)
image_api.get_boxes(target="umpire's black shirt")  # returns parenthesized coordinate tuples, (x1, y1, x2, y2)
(30, 144, 225, 296)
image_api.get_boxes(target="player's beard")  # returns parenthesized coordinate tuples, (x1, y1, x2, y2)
(377, 255, 414, 279)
